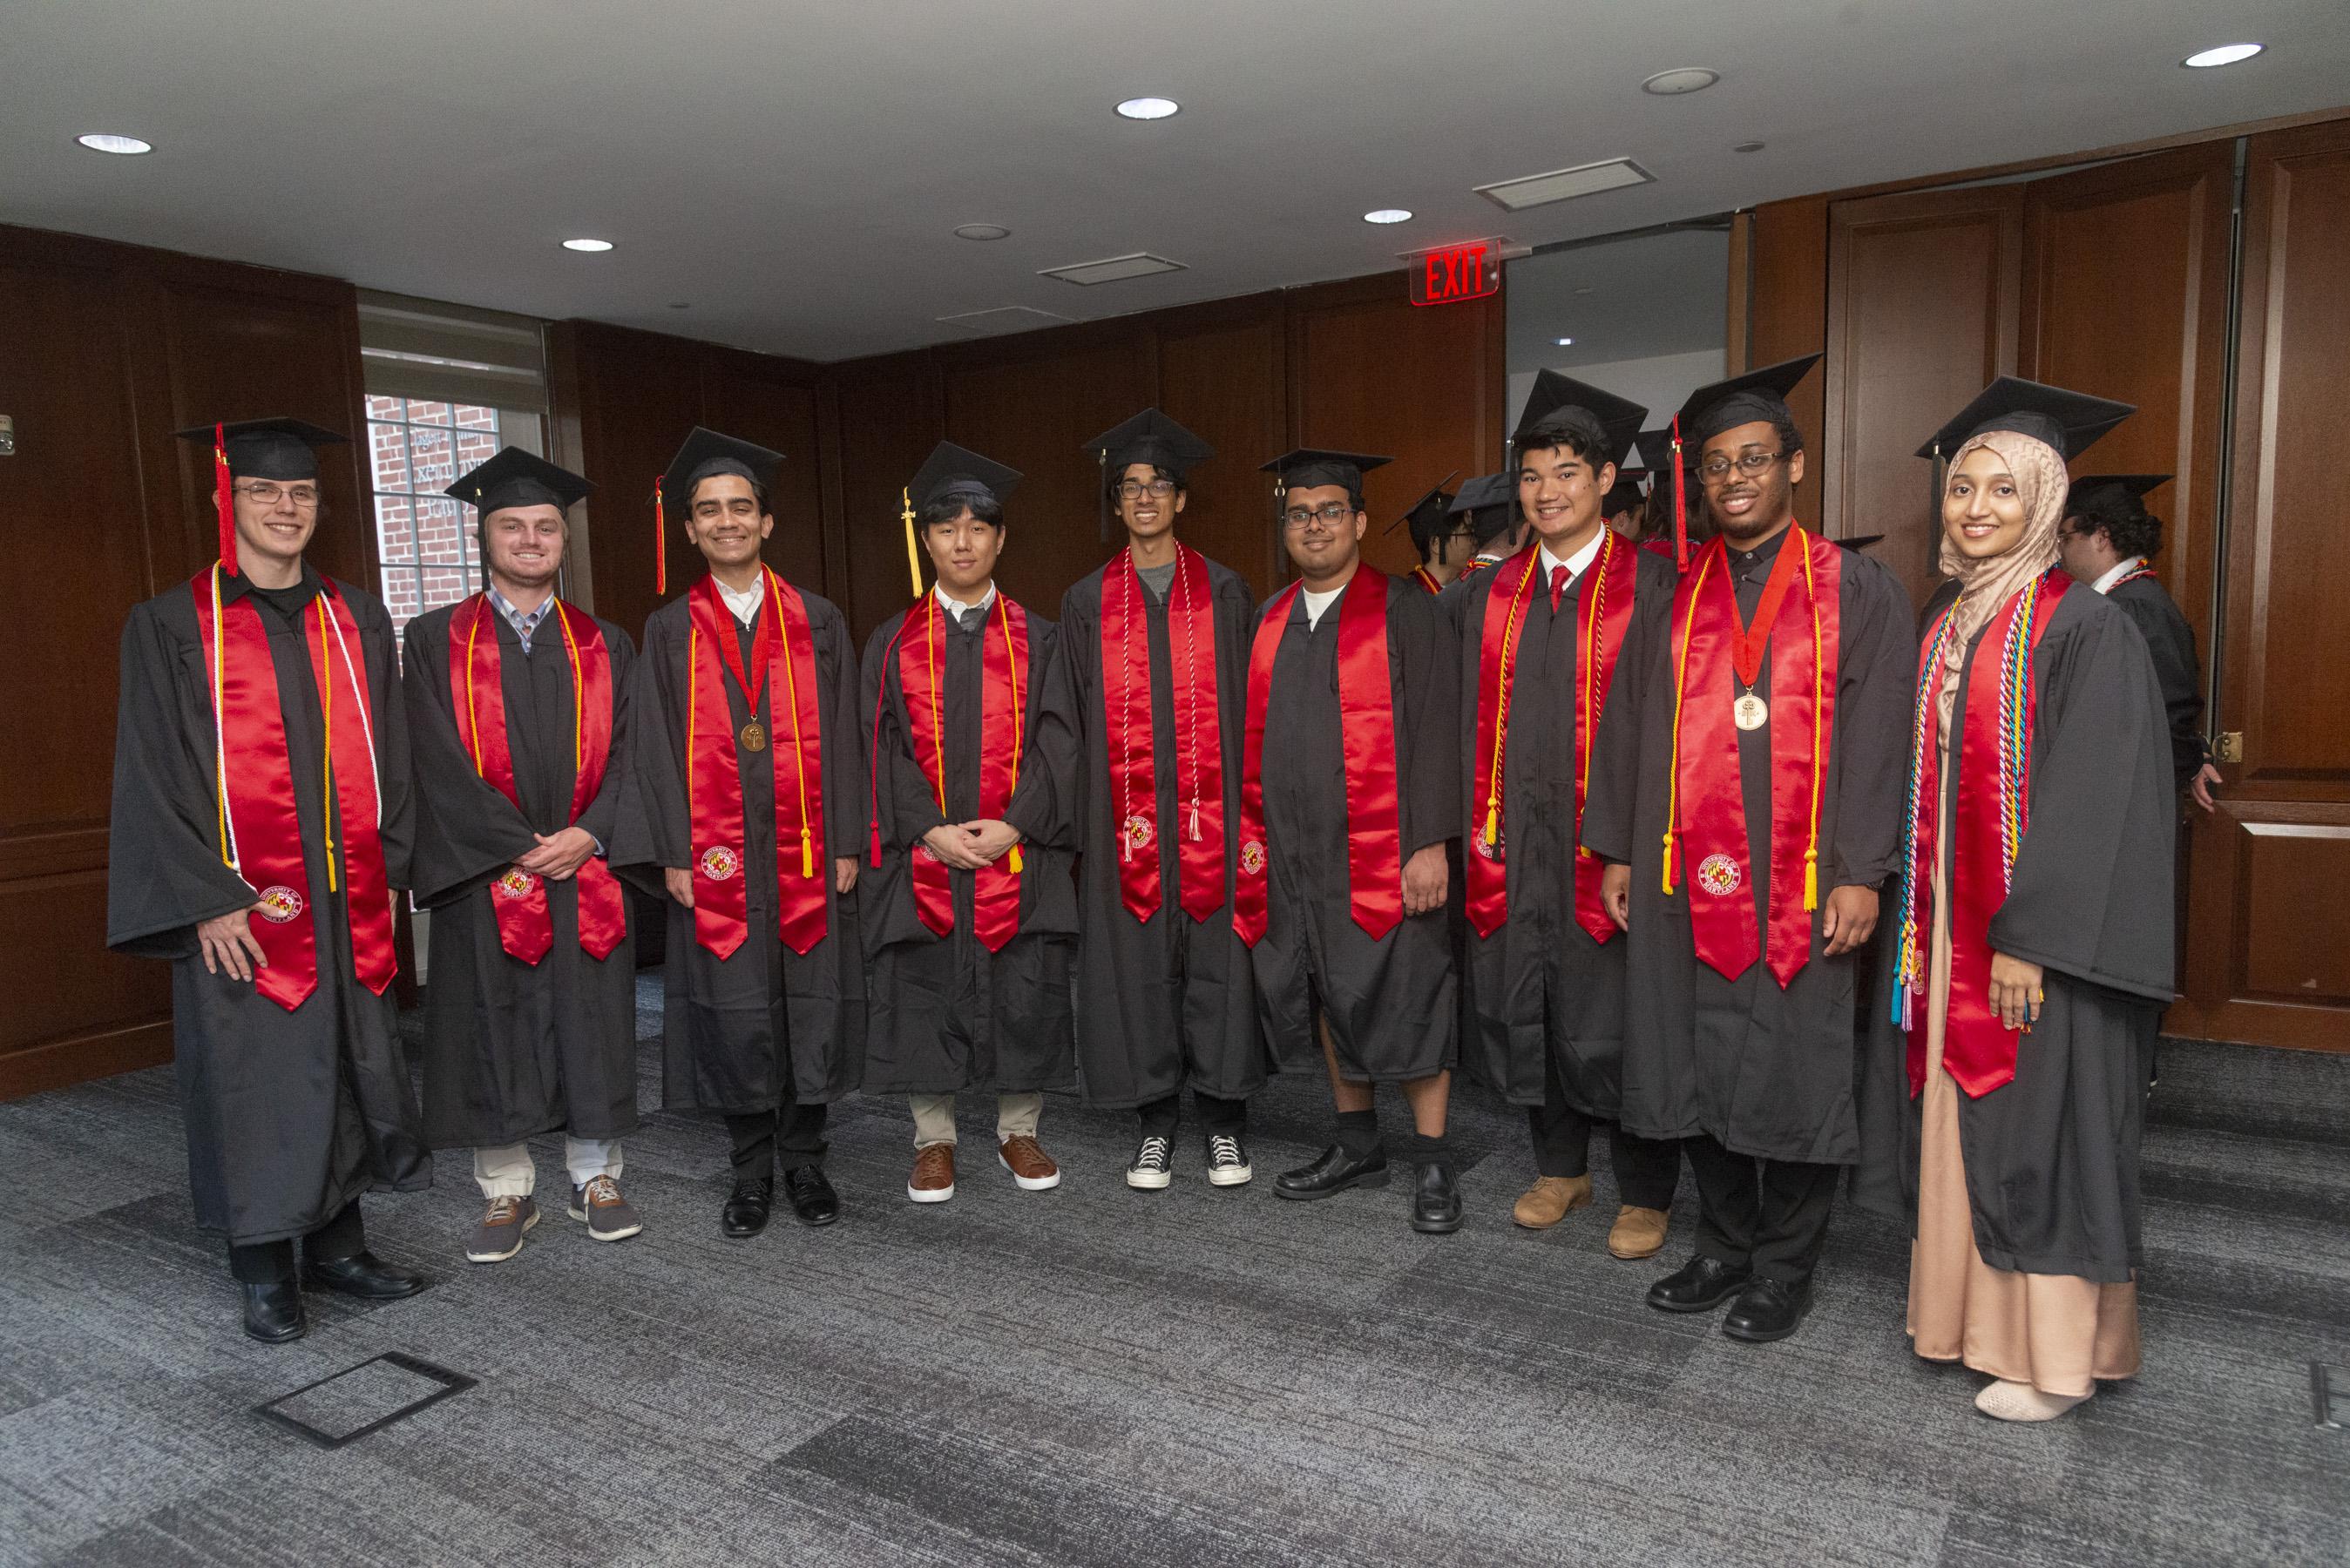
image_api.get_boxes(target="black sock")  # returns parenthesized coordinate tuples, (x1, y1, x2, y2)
(1335, 1109, 1381, 1158)
(1398, 1132, 1453, 1168)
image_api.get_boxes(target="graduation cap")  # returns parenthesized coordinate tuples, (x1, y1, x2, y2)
(175, 417, 349, 577)
(1602, 476, 1648, 517)
(654, 428, 784, 596)
(897, 442, 1023, 599)
(1514, 372, 1647, 467)
(1636, 427, 1689, 474)
(1838, 533, 1886, 553)
(447, 446, 593, 518)
(2065, 474, 2171, 505)
(1675, 355, 1822, 448)
(1262, 448, 1392, 509)
(1914, 377, 2135, 463)
(1081, 408, 1214, 544)
(1384, 472, 1462, 555)
(1448, 472, 1518, 550)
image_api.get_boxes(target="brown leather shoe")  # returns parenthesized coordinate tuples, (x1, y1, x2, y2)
(998, 1134, 1061, 1191)
(1608, 1204, 1671, 1260)
(908, 1143, 956, 1204)
(1512, 1173, 1592, 1229)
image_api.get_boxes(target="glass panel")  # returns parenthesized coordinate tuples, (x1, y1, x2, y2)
(411, 497, 465, 566)
(368, 421, 410, 495)
(406, 400, 452, 427)
(419, 565, 471, 613)
(382, 567, 423, 633)
(374, 494, 416, 566)
(365, 395, 405, 422)
(408, 424, 455, 490)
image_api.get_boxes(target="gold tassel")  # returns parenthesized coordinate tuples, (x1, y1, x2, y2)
(1483, 802, 1499, 847)
(1803, 849, 1818, 912)
(801, 828, 814, 880)
(1008, 845, 1025, 874)
(902, 487, 922, 599)
(1662, 833, 1676, 895)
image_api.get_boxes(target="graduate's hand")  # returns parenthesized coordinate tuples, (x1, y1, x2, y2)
(1601, 863, 1632, 930)
(922, 823, 990, 870)
(834, 856, 859, 895)
(517, 827, 598, 881)
(1402, 843, 1448, 916)
(197, 907, 269, 983)
(1820, 884, 1879, 957)
(2189, 762, 2222, 814)
(962, 819, 1023, 864)
(664, 867, 695, 909)
(1988, 951, 2044, 1031)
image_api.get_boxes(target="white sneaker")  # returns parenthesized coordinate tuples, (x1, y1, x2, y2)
(1206, 1133, 1254, 1187)
(1126, 1134, 1174, 1191)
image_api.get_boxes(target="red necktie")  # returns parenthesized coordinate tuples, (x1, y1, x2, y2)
(1549, 563, 1569, 612)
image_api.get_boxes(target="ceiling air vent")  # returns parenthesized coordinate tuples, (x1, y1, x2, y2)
(1038, 252, 1187, 286)
(935, 306, 1076, 334)
(1473, 159, 1653, 213)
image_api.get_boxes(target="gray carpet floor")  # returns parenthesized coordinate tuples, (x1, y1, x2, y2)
(2, 981, 2345, 1566)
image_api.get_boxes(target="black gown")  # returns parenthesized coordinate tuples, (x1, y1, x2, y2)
(2105, 574, 2209, 790)
(107, 569, 429, 1247)
(1251, 572, 1459, 1082)
(1453, 545, 1680, 1112)
(611, 585, 866, 1114)
(859, 597, 1077, 1096)
(401, 599, 640, 1150)
(1856, 584, 2175, 1281)
(1046, 558, 1268, 1110)
(1581, 530, 1913, 1164)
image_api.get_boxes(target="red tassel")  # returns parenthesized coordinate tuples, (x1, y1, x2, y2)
(213, 422, 239, 577)
(653, 478, 667, 597)
(1670, 415, 1688, 573)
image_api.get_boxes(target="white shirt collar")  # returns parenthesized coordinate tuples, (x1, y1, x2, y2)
(936, 581, 998, 622)
(1301, 585, 1344, 628)
(1539, 530, 1607, 584)
(714, 574, 765, 626)
(2089, 556, 2143, 595)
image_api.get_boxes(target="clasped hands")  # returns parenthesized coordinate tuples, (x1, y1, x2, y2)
(924, 819, 1023, 870)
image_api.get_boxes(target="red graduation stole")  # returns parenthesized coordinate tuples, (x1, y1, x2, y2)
(190, 567, 396, 1011)
(1660, 529, 1841, 988)
(1896, 568, 2071, 1098)
(1101, 545, 1227, 923)
(448, 595, 626, 965)
(1465, 533, 1636, 942)
(1234, 566, 1403, 947)
(895, 593, 1031, 954)
(1409, 565, 1444, 596)
(684, 571, 830, 959)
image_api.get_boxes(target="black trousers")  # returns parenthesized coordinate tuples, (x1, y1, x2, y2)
(227, 1198, 365, 1285)
(1526, 1046, 1680, 1206)
(726, 1101, 829, 1181)
(1137, 1090, 1248, 1139)
(1682, 1133, 1839, 1286)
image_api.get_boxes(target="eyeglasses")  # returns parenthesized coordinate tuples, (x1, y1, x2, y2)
(1698, 451, 1787, 482)
(237, 481, 320, 508)
(1283, 502, 1355, 529)
(1117, 478, 1178, 500)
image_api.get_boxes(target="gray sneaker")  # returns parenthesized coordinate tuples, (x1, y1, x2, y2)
(570, 1175, 644, 1242)
(466, 1194, 538, 1263)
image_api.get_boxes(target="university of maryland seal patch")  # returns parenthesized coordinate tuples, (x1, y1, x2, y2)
(1121, 813, 1155, 854)
(255, 885, 305, 923)
(1696, 853, 1742, 897)
(698, 845, 742, 882)
(493, 868, 539, 901)
(1239, 839, 1266, 876)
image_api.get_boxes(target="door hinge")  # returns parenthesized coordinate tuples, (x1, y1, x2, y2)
(2214, 731, 2244, 764)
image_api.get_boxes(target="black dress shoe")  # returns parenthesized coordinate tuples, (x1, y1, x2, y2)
(1645, 1254, 1754, 1314)
(782, 1165, 839, 1227)
(1411, 1160, 1463, 1234)
(1273, 1143, 1390, 1201)
(721, 1178, 774, 1238)
(240, 1281, 305, 1343)
(1722, 1275, 1812, 1342)
(302, 1250, 427, 1300)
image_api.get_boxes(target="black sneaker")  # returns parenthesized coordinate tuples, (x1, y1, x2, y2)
(1205, 1132, 1253, 1187)
(1126, 1134, 1174, 1191)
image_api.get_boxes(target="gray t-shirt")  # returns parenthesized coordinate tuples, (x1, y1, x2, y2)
(1137, 560, 1177, 601)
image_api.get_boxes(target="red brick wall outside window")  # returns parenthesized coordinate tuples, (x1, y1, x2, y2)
(368, 395, 498, 638)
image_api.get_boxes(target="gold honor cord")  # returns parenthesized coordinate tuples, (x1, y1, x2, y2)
(996, 592, 1026, 875)
(903, 488, 923, 599)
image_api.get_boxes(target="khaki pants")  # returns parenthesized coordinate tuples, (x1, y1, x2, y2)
(909, 1092, 1041, 1150)
(474, 1136, 623, 1199)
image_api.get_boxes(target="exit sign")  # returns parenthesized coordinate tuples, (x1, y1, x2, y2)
(1409, 242, 1500, 307)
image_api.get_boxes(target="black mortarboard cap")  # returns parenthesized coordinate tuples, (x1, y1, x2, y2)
(660, 427, 783, 514)
(2065, 474, 2171, 504)
(1513, 372, 1648, 466)
(1082, 409, 1212, 543)
(1448, 471, 1517, 548)
(1602, 476, 1647, 516)
(1384, 472, 1460, 547)
(1914, 377, 2135, 462)
(175, 416, 347, 482)
(1676, 354, 1823, 447)
(1636, 427, 1691, 473)
(447, 446, 593, 517)
(908, 441, 1022, 511)
(1838, 533, 1886, 553)
(1262, 448, 1393, 500)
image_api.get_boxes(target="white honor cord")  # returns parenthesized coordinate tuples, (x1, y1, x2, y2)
(322, 593, 383, 827)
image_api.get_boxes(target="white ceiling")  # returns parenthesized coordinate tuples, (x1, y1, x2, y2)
(4, 1, 2345, 362)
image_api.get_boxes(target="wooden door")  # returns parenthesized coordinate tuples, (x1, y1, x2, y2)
(1823, 186, 2023, 607)
(2170, 121, 2350, 1051)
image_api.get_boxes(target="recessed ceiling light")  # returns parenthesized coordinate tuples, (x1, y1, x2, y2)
(1555, 337, 1575, 347)
(1475, 159, 1652, 213)
(2183, 43, 2263, 68)
(1642, 67, 1720, 96)
(561, 238, 614, 253)
(1733, 140, 1767, 153)
(77, 132, 152, 155)
(1364, 208, 1413, 225)
(1114, 96, 1181, 121)
(953, 223, 1012, 241)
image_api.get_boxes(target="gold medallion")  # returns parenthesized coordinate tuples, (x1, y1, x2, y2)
(1732, 693, 1769, 731)
(740, 721, 768, 752)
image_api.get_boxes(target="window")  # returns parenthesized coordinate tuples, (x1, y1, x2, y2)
(367, 397, 499, 635)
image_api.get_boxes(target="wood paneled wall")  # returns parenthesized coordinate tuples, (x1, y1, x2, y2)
(0, 224, 371, 1099)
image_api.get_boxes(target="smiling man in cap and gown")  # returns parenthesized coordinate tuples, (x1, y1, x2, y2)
(108, 417, 428, 1343)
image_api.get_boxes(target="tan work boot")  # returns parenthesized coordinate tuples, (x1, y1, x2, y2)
(1607, 1205, 1671, 1259)
(1512, 1173, 1593, 1229)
